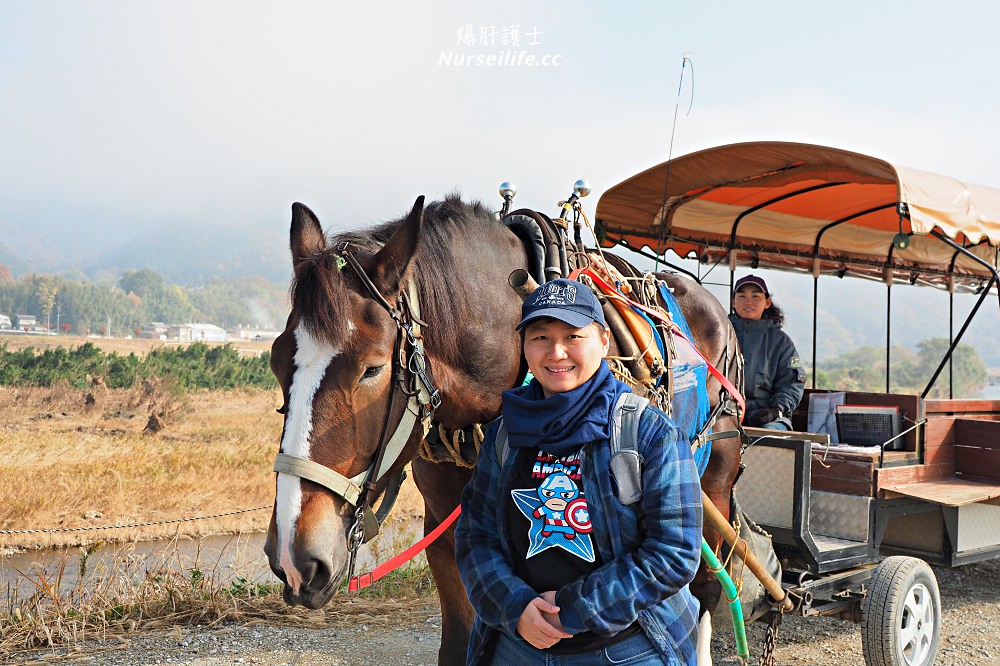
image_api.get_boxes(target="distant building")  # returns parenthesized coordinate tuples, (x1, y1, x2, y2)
(14, 314, 37, 331)
(228, 326, 282, 342)
(171, 323, 228, 342)
(0, 314, 10, 330)
(140, 322, 170, 340)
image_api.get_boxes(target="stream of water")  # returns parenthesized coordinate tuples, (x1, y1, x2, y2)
(1, 517, 424, 602)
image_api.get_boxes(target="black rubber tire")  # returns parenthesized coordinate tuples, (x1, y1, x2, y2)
(861, 556, 941, 666)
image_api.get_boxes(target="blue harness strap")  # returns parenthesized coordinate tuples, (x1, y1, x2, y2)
(659, 283, 712, 476)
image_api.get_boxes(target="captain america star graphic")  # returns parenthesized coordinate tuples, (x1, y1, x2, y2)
(511, 454, 595, 562)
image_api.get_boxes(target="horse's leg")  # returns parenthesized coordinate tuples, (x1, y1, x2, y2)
(692, 420, 742, 665)
(411, 456, 475, 666)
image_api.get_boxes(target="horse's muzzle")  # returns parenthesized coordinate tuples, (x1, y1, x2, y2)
(264, 515, 350, 609)
(273, 557, 344, 609)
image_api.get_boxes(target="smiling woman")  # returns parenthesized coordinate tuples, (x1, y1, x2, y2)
(521, 318, 609, 397)
(731, 276, 771, 321)
(517, 280, 612, 399)
(456, 277, 705, 666)
(728, 275, 805, 430)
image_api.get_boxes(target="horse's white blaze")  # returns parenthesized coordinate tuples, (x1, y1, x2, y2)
(276, 326, 341, 593)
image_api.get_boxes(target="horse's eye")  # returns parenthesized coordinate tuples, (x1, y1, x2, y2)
(361, 365, 385, 382)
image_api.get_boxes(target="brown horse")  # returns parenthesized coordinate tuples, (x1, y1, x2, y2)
(263, 195, 743, 665)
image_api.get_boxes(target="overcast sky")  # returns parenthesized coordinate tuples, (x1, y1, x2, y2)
(2, 0, 999, 287)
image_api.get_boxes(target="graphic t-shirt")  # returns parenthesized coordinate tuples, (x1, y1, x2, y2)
(506, 447, 639, 654)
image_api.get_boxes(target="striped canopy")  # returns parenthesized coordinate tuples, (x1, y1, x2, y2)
(595, 142, 1000, 291)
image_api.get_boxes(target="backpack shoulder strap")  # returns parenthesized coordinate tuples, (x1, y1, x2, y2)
(610, 393, 649, 505)
(495, 418, 510, 467)
(496, 394, 649, 505)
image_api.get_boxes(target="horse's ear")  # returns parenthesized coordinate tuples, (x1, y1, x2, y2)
(290, 203, 326, 276)
(372, 195, 424, 296)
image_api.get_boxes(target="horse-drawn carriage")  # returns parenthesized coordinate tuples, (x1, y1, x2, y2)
(595, 141, 1000, 666)
(262, 141, 1000, 666)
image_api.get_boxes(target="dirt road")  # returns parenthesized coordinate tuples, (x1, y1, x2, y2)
(12, 558, 1000, 666)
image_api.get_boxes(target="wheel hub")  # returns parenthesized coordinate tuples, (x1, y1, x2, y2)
(900, 583, 934, 666)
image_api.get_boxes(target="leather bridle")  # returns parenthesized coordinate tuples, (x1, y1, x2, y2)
(272, 241, 441, 575)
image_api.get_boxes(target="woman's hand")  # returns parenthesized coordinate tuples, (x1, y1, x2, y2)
(749, 406, 780, 426)
(516, 595, 572, 649)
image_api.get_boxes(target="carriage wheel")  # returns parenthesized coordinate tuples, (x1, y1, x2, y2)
(861, 556, 940, 666)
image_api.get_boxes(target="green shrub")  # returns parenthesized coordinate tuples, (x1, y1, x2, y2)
(0, 342, 277, 391)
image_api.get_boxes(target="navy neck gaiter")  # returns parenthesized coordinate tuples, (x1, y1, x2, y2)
(501, 360, 632, 457)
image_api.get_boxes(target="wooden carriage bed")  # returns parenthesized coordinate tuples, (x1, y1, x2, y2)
(770, 391, 1000, 566)
(783, 392, 1000, 507)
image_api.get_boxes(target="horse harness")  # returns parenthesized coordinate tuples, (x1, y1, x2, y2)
(271, 241, 442, 577)
(424, 207, 748, 468)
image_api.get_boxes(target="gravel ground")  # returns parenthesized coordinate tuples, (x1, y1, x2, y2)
(9, 558, 1000, 665)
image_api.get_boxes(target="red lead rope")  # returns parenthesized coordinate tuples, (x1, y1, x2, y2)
(348, 504, 462, 591)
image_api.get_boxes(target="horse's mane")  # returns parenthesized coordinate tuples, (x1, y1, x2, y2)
(291, 193, 508, 352)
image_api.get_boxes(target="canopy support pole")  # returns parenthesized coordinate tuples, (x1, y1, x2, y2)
(949, 254, 958, 399)
(812, 275, 819, 389)
(886, 283, 892, 393)
(807, 204, 894, 391)
(921, 231, 1000, 398)
(949, 290, 954, 399)
(946, 252, 961, 399)
(921, 277, 994, 399)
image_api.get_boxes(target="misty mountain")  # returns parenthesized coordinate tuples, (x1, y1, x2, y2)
(80, 222, 293, 286)
(0, 241, 35, 278)
(3, 215, 292, 286)
(0, 217, 80, 275)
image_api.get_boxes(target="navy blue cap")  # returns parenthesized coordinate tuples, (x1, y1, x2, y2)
(515, 278, 607, 331)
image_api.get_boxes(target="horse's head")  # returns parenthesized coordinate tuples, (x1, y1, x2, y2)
(264, 197, 432, 608)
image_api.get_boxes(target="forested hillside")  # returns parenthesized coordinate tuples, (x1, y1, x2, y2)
(0, 269, 288, 336)
(814, 338, 986, 398)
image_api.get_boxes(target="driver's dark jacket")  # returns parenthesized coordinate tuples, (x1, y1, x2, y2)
(729, 314, 805, 427)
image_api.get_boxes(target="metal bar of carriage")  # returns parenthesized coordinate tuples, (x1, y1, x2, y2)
(592, 141, 1000, 666)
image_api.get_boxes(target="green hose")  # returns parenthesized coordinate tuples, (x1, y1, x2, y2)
(701, 539, 750, 664)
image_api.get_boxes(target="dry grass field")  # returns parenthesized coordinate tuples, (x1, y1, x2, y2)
(0, 384, 281, 550)
(0, 335, 430, 659)
(0, 336, 423, 552)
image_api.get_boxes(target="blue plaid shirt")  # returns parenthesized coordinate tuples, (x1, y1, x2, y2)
(455, 407, 703, 665)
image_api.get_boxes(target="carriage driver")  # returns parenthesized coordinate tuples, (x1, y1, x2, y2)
(455, 278, 704, 666)
(729, 275, 806, 430)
